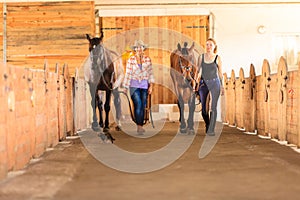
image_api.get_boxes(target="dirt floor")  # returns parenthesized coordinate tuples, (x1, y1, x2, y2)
(0, 121, 300, 200)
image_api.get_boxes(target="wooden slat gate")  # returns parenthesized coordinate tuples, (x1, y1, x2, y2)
(100, 15, 209, 105)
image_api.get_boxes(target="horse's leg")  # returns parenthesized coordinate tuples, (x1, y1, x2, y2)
(96, 90, 104, 128)
(103, 90, 112, 132)
(113, 88, 122, 130)
(187, 92, 196, 134)
(177, 94, 187, 133)
(89, 83, 100, 131)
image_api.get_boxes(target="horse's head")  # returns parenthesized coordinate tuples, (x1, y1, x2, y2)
(90, 44, 106, 83)
(86, 30, 104, 52)
(89, 40, 115, 87)
(176, 42, 196, 83)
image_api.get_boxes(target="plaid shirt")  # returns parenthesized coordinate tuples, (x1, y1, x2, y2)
(123, 55, 155, 89)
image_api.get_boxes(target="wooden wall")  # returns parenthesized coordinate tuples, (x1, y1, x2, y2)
(101, 15, 209, 104)
(224, 57, 300, 148)
(1, 1, 95, 76)
(0, 0, 93, 180)
(0, 3, 3, 61)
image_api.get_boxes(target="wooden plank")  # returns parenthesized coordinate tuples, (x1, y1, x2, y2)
(5, 1, 95, 76)
(7, 1, 92, 12)
(0, 3, 3, 61)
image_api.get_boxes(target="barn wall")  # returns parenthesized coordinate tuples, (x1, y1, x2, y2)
(2, 1, 95, 76)
(101, 15, 209, 105)
(0, 3, 3, 61)
(0, 1, 92, 180)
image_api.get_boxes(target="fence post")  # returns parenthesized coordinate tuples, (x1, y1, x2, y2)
(5, 66, 17, 170)
(298, 61, 300, 148)
(56, 64, 65, 140)
(277, 57, 288, 141)
(0, 64, 8, 179)
(261, 60, 271, 136)
(245, 64, 257, 133)
(236, 68, 245, 129)
(229, 69, 236, 126)
(223, 73, 229, 124)
(63, 64, 74, 136)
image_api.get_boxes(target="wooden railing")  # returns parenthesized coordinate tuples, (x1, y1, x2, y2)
(223, 56, 300, 148)
(0, 62, 88, 180)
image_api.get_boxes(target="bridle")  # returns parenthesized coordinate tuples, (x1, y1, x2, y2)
(178, 53, 196, 83)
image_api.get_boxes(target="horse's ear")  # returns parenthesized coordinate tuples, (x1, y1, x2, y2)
(189, 42, 195, 51)
(177, 43, 181, 51)
(86, 34, 91, 41)
(100, 29, 104, 41)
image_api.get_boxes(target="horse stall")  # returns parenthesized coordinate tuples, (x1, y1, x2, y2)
(223, 56, 300, 148)
(0, 1, 95, 180)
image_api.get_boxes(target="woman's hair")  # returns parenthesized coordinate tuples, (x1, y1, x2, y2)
(207, 38, 217, 53)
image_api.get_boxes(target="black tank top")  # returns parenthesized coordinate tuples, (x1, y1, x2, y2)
(201, 54, 218, 80)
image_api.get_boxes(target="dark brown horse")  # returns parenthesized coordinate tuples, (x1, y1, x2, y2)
(86, 33, 123, 136)
(170, 42, 199, 134)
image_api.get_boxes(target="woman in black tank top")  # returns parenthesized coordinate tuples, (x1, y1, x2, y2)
(197, 38, 224, 136)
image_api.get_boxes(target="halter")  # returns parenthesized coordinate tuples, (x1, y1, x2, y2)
(178, 53, 195, 82)
(178, 57, 193, 72)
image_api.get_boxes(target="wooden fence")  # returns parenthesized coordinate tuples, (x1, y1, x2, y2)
(0, 62, 88, 180)
(223, 56, 300, 148)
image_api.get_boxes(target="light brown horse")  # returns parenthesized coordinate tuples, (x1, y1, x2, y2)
(170, 42, 199, 134)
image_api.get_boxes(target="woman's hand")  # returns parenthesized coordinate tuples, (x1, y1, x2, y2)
(148, 84, 153, 95)
(221, 86, 225, 96)
(123, 88, 128, 94)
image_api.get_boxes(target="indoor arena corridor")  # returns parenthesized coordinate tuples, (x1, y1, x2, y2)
(0, 121, 300, 200)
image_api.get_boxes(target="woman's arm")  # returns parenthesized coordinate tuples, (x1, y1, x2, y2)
(146, 57, 154, 95)
(123, 57, 133, 92)
(217, 55, 225, 95)
(196, 54, 202, 82)
(217, 55, 223, 84)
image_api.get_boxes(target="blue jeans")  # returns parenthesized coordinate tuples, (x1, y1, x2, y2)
(199, 78, 220, 114)
(130, 87, 148, 126)
(199, 78, 220, 133)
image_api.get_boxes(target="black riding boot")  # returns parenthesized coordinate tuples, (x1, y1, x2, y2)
(207, 111, 217, 136)
(202, 112, 210, 133)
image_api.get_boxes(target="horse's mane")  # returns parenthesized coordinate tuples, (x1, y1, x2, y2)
(103, 46, 124, 88)
(170, 49, 182, 73)
(170, 47, 199, 76)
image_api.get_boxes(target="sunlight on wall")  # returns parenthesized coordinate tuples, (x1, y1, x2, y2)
(272, 34, 300, 71)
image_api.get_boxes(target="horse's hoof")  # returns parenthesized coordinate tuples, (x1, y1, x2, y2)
(98, 133, 107, 141)
(115, 126, 121, 131)
(206, 132, 215, 136)
(92, 126, 101, 132)
(180, 128, 187, 134)
(103, 127, 110, 132)
(188, 129, 195, 135)
(105, 133, 115, 143)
